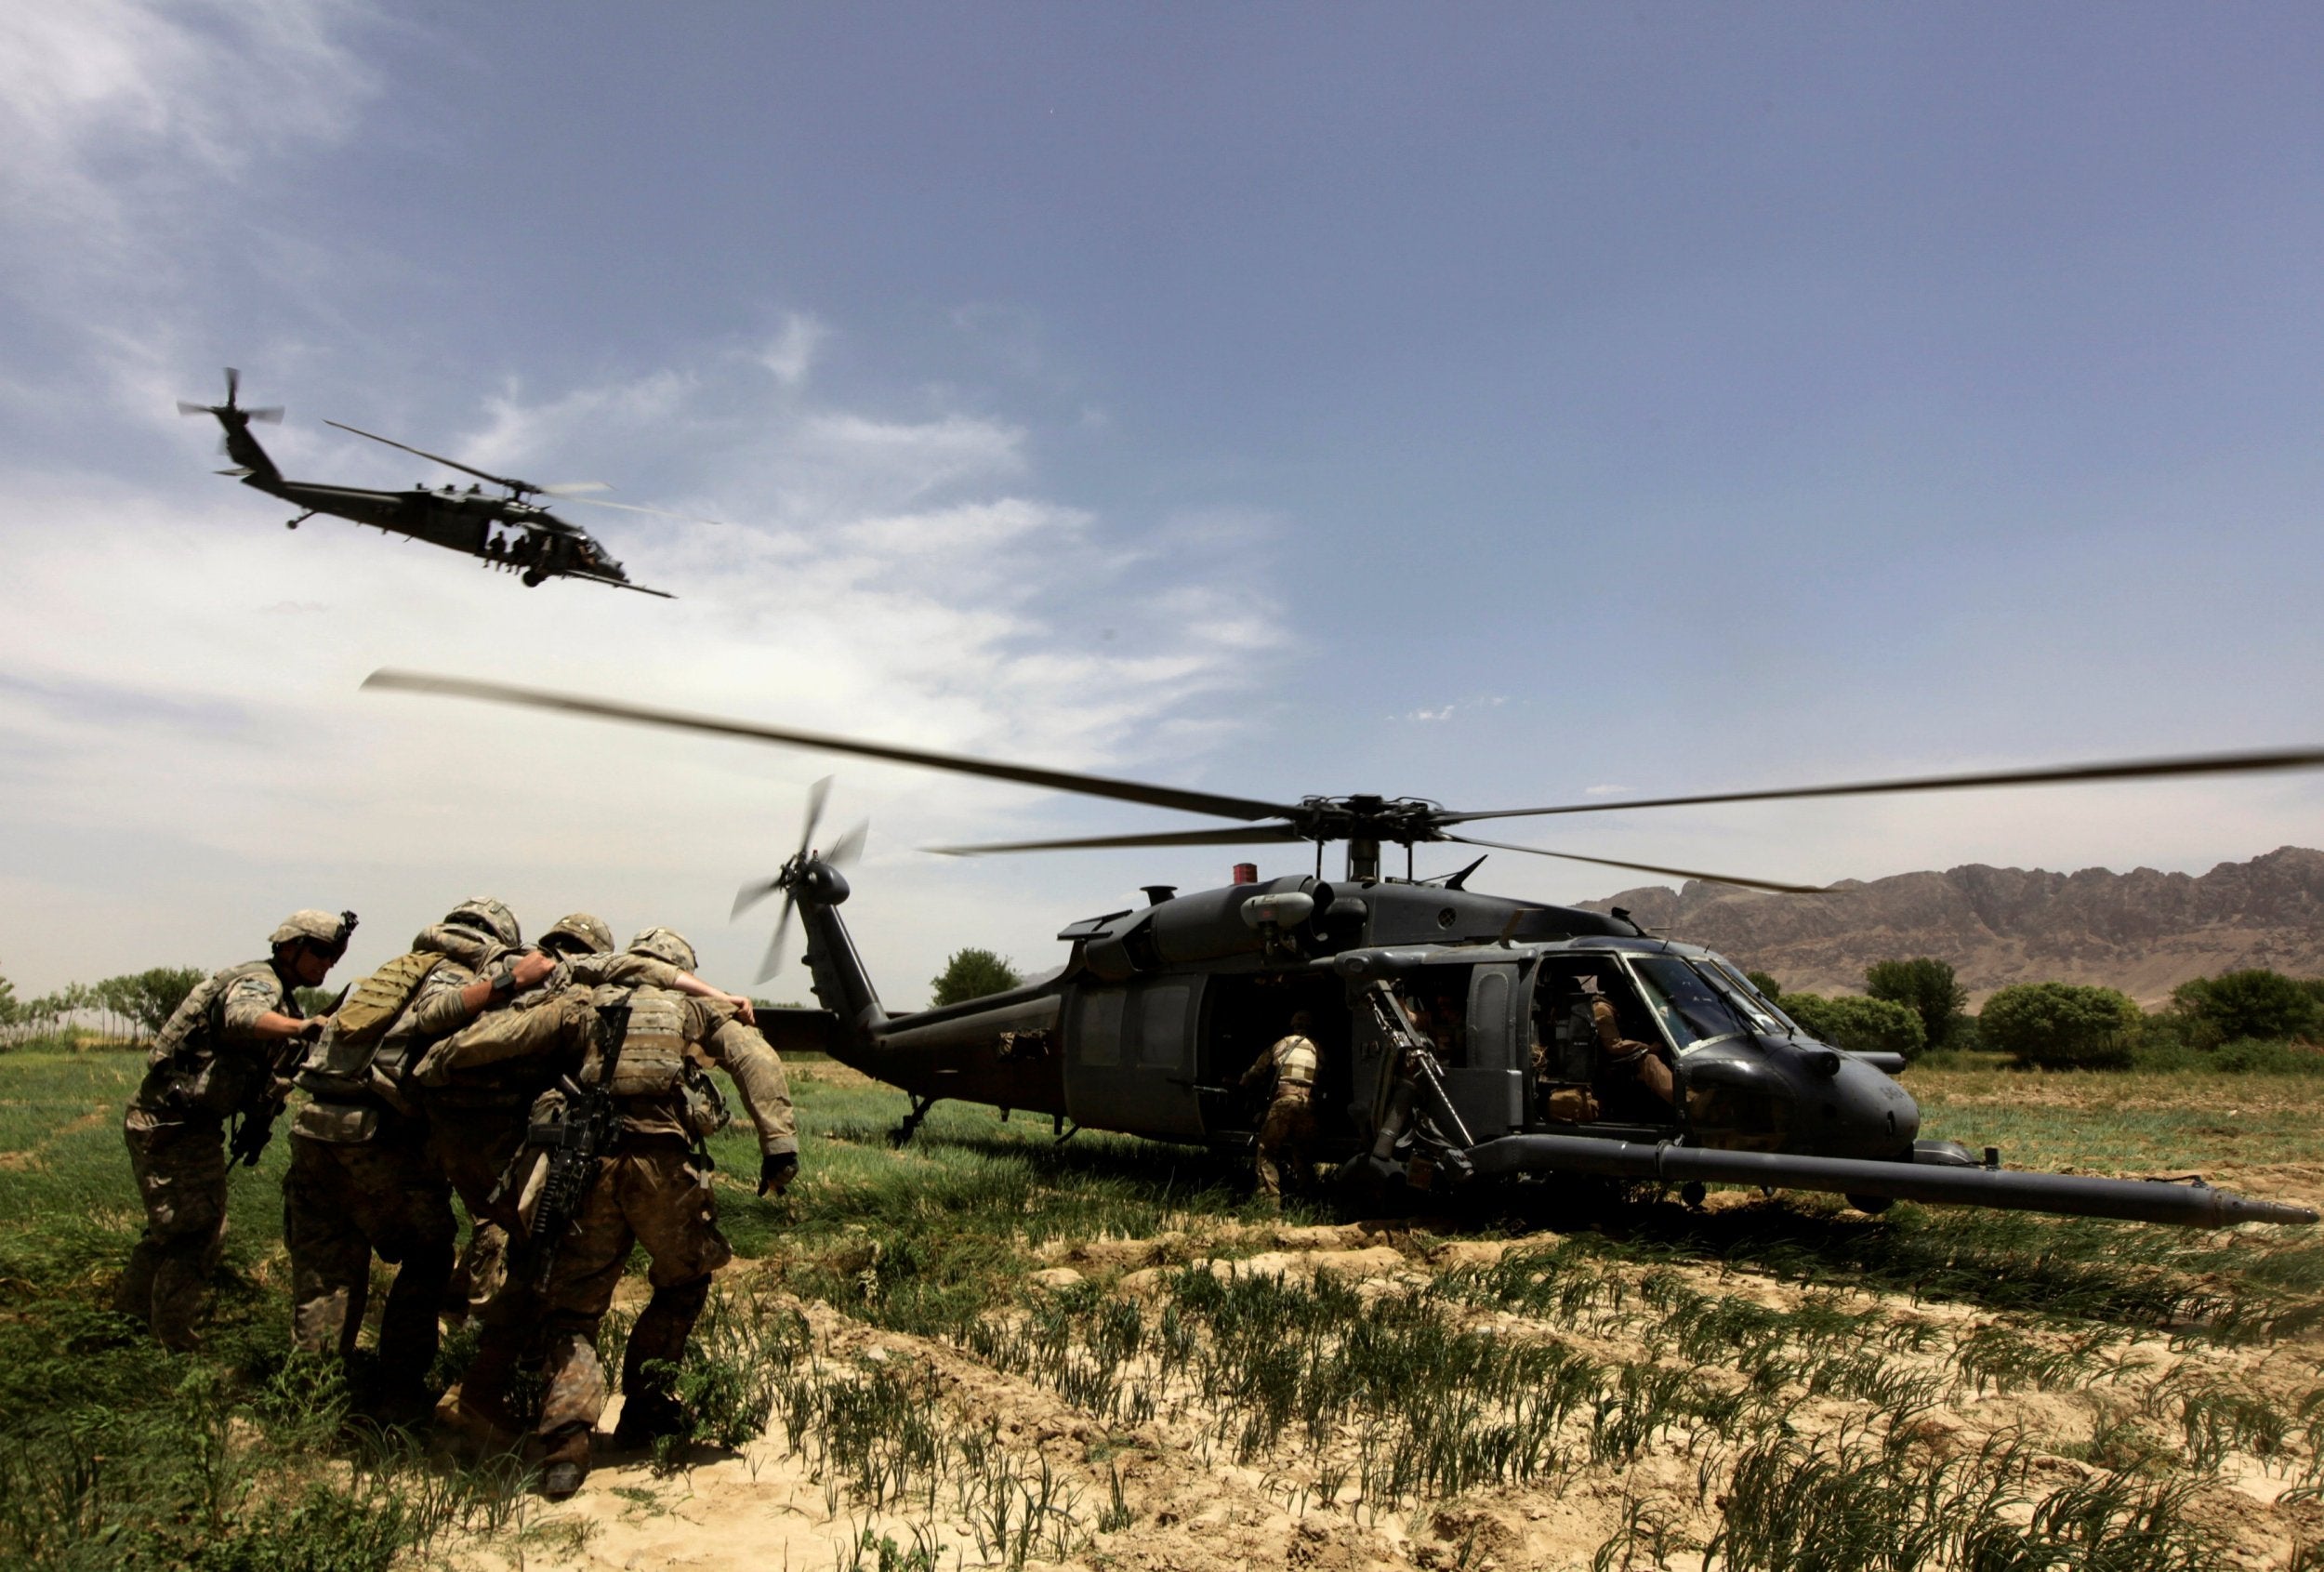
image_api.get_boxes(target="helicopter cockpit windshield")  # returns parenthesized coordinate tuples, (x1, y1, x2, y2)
(1697, 958, 1798, 1037)
(1626, 956, 1750, 1051)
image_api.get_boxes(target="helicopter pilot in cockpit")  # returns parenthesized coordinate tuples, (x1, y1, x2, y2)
(1535, 967, 1675, 1123)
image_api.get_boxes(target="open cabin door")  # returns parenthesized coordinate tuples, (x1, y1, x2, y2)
(1063, 976, 1205, 1140)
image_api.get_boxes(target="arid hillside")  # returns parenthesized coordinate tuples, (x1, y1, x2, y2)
(1580, 846, 2324, 1006)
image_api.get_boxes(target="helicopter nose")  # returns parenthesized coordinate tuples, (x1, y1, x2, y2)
(1819, 1053, 1919, 1158)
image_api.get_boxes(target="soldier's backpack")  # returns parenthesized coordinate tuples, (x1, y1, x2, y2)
(332, 951, 448, 1049)
(294, 950, 446, 1104)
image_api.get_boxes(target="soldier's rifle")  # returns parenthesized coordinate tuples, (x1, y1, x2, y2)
(513, 1002, 630, 1294)
(228, 982, 349, 1168)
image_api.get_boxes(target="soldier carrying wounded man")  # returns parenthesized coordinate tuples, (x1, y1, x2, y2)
(416, 926, 797, 1496)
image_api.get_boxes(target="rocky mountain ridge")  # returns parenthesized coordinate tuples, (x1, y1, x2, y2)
(1578, 846, 2324, 1006)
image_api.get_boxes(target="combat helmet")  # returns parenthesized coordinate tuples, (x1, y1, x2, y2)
(443, 897, 522, 949)
(627, 927, 698, 973)
(271, 908, 357, 953)
(540, 912, 614, 958)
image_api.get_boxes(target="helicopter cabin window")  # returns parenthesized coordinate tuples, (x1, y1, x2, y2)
(1133, 982, 1193, 1070)
(1625, 957, 1749, 1051)
(1076, 989, 1125, 1066)
(1399, 972, 1471, 1068)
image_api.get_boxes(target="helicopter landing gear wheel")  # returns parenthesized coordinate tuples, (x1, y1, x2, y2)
(521, 567, 547, 588)
(1680, 1181, 1707, 1209)
(1846, 1193, 1894, 1215)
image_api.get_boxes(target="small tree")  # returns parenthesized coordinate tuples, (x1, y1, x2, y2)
(1779, 993, 1926, 1060)
(931, 948, 1023, 1008)
(1865, 958, 1968, 1052)
(125, 968, 206, 1037)
(2169, 970, 2324, 1048)
(1979, 983, 2141, 1069)
(1744, 971, 1782, 1000)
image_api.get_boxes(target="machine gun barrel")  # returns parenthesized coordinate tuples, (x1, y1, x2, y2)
(1462, 1135, 2318, 1228)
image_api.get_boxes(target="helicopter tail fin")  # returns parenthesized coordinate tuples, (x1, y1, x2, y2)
(178, 367, 284, 489)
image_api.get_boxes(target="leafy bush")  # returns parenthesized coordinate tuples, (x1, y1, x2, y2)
(930, 948, 1023, 1009)
(1744, 971, 1782, 1000)
(2209, 1038, 2324, 1076)
(2169, 970, 2324, 1049)
(1779, 994, 1927, 1061)
(1865, 958, 1968, 1052)
(1978, 983, 2141, 1069)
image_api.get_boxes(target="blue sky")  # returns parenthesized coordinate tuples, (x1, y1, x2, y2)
(3, 3, 2320, 998)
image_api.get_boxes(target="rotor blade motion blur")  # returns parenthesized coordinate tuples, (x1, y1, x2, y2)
(363, 670, 1297, 824)
(1445, 746, 2324, 826)
(326, 421, 525, 492)
(1438, 834, 1825, 895)
(929, 825, 1310, 856)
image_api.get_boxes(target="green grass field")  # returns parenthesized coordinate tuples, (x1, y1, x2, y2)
(3, 1045, 2321, 1568)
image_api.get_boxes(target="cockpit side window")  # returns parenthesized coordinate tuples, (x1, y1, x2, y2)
(1625, 956, 1750, 1051)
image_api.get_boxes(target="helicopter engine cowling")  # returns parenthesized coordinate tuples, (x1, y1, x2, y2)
(1082, 875, 1328, 980)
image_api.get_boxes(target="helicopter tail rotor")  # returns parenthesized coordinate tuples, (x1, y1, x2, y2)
(735, 776, 868, 982)
(178, 368, 282, 424)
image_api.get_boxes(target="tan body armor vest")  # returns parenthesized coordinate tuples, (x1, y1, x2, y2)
(1271, 1035, 1318, 1102)
(588, 985, 691, 1098)
(139, 959, 287, 1118)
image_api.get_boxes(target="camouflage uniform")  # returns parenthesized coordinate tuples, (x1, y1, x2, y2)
(428, 939, 793, 1489)
(282, 915, 511, 1402)
(1587, 996, 1674, 1108)
(1239, 1029, 1320, 1202)
(115, 910, 349, 1351)
(416, 944, 690, 1431)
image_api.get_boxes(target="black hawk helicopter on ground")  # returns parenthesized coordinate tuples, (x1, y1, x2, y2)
(178, 369, 706, 597)
(368, 668, 2324, 1230)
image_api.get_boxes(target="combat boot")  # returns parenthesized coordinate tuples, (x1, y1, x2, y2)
(536, 1423, 590, 1499)
(612, 1278, 706, 1449)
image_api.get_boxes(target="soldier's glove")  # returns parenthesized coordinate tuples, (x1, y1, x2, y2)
(759, 1153, 799, 1196)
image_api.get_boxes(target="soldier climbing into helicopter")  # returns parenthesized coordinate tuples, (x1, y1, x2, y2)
(1240, 1009, 1322, 1203)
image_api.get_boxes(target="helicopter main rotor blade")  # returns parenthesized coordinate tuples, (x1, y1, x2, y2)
(1438, 833, 1827, 895)
(561, 495, 730, 527)
(1443, 746, 2324, 826)
(928, 824, 1307, 856)
(537, 482, 612, 496)
(363, 669, 1300, 824)
(326, 420, 529, 493)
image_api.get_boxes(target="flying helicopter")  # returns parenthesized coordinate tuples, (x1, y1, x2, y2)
(177, 368, 710, 597)
(366, 667, 2324, 1230)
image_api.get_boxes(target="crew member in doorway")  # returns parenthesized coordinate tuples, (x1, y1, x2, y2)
(1239, 1010, 1321, 1204)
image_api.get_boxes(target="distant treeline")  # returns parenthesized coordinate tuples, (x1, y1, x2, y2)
(0, 967, 205, 1050)
(1754, 958, 2324, 1072)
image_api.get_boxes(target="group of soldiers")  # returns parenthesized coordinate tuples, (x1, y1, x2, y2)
(115, 899, 797, 1499)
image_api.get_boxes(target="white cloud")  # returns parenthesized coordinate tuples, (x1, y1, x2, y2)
(0, 340, 1293, 1001)
(758, 313, 828, 389)
(1398, 694, 1509, 724)
(0, 1, 375, 290)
